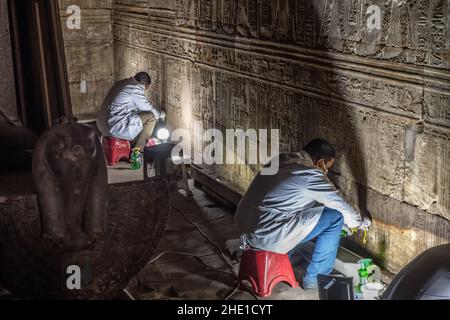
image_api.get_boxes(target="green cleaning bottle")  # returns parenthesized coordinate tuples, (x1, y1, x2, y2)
(130, 148, 142, 170)
(356, 258, 373, 296)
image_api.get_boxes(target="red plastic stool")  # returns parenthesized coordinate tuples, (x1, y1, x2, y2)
(102, 136, 131, 166)
(237, 249, 298, 297)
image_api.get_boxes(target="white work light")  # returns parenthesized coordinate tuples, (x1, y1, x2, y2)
(157, 128, 170, 141)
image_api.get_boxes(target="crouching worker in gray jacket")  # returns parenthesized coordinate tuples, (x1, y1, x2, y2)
(235, 139, 371, 289)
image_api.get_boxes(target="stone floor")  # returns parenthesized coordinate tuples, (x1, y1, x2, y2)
(108, 162, 320, 300)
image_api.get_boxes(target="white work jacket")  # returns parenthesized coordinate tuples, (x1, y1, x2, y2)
(97, 77, 161, 141)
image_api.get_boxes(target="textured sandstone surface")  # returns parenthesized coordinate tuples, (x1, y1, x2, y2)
(58, 0, 114, 119)
(0, 0, 18, 124)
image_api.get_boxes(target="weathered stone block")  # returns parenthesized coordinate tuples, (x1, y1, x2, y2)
(69, 80, 113, 118)
(404, 126, 450, 220)
(60, 14, 112, 44)
(0, 0, 18, 124)
(64, 44, 113, 83)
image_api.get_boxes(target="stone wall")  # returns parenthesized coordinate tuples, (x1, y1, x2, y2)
(59, 0, 114, 120)
(109, 0, 450, 273)
(0, 0, 18, 124)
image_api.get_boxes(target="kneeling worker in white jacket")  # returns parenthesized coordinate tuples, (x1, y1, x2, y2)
(235, 139, 372, 289)
(97, 72, 166, 152)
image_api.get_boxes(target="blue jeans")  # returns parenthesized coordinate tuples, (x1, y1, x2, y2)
(288, 207, 344, 285)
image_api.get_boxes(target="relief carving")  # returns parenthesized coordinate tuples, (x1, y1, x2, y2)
(111, 0, 450, 273)
(272, 0, 292, 42)
(218, 0, 237, 34)
(259, 0, 273, 39)
(199, 0, 214, 30)
(236, 0, 257, 37)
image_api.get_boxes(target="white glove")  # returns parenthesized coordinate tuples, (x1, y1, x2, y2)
(159, 110, 166, 120)
(358, 217, 372, 231)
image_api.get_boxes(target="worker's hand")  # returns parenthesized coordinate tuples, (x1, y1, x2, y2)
(159, 110, 166, 120)
(358, 217, 372, 231)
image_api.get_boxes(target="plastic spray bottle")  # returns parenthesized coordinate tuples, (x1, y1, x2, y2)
(131, 148, 142, 170)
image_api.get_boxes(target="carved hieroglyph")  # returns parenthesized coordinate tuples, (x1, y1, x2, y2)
(110, 0, 450, 272)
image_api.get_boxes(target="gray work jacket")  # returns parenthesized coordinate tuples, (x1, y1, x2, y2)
(235, 151, 363, 253)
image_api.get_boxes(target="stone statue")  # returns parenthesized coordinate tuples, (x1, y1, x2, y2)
(32, 117, 107, 249)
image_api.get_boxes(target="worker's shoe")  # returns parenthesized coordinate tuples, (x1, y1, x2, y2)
(302, 277, 318, 290)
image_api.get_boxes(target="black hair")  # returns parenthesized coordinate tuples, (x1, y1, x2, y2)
(302, 138, 336, 163)
(134, 72, 151, 85)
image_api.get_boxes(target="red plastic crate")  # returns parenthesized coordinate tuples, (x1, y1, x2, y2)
(102, 136, 131, 166)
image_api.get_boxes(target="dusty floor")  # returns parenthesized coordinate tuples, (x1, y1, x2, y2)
(108, 162, 320, 300)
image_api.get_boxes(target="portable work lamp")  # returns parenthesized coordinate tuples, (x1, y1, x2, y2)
(157, 127, 170, 141)
(153, 115, 170, 143)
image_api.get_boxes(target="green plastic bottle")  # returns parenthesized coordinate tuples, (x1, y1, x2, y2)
(130, 148, 142, 170)
(356, 258, 373, 295)
(356, 259, 367, 293)
(364, 259, 373, 269)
